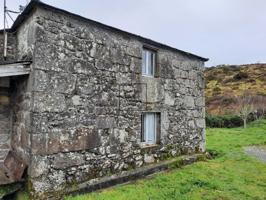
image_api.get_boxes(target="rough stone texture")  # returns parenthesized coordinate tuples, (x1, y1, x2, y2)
(0, 31, 17, 62)
(0, 14, 35, 184)
(0, 151, 26, 185)
(0, 76, 31, 185)
(0, 77, 12, 185)
(0, 77, 11, 143)
(10, 76, 32, 164)
(26, 7, 206, 198)
(16, 11, 38, 61)
(0, 4, 206, 199)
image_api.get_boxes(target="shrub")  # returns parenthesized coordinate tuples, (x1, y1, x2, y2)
(233, 71, 248, 80)
(232, 86, 239, 90)
(221, 97, 236, 106)
(247, 79, 256, 83)
(222, 66, 232, 75)
(213, 86, 222, 95)
(206, 115, 243, 128)
(206, 74, 216, 81)
(222, 77, 233, 84)
(213, 86, 221, 92)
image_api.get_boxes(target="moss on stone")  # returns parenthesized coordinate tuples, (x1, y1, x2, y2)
(0, 183, 22, 199)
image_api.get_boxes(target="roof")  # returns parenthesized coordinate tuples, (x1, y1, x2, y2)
(5, 0, 209, 62)
(0, 61, 31, 77)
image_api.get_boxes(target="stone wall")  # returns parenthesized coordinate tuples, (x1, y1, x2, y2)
(0, 31, 17, 62)
(16, 12, 37, 61)
(26, 6, 206, 198)
(0, 12, 36, 185)
(0, 77, 11, 150)
(10, 75, 32, 165)
(0, 76, 28, 184)
(0, 10, 37, 63)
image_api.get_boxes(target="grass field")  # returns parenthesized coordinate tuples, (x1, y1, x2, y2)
(65, 119, 266, 200)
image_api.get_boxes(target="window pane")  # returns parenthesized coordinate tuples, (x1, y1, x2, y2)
(146, 51, 149, 75)
(142, 50, 146, 74)
(147, 51, 152, 75)
(142, 49, 156, 76)
(144, 113, 156, 144)
(151, 52, 154, 75)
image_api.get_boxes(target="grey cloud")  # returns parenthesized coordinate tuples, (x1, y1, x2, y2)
(1, 0, 265, 66)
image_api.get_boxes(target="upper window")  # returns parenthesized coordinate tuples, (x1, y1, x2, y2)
(142, 49, 156, 76)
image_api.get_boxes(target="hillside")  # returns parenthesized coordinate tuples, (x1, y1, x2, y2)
(204, 63, 266, 115)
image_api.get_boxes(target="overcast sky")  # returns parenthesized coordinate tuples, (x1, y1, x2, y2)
(1, 0, 266, 66)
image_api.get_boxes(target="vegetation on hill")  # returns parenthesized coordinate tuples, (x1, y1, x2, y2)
(204, 64, 266, 116)
(63, 119, 266, 200)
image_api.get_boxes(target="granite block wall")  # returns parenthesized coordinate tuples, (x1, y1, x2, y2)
(0, 77, 11, 150)
(0, 5, 205, 198)
(0, 31, 17, 62)
(10, 75, 32, 165)
(24, 7, 206, 198)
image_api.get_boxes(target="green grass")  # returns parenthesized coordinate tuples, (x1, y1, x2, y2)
(65, 119, 266, 200)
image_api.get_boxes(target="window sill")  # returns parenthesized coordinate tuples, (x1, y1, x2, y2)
(142, 74, 154, 78)
(140, 143, 159, 149)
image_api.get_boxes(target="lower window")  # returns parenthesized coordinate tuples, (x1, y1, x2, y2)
(141, 113, 160, 144)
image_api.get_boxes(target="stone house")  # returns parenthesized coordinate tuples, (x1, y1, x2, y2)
(0, 1, 208, 198)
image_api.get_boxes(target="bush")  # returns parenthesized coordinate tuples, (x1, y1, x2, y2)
(233, 71, 248, 80)
(206, 115, 243, 128)
(213, 86, 222, 95)
(221, 97, 236, 106)
(206, 74, 216, 81)
(213, 86, 221, 92)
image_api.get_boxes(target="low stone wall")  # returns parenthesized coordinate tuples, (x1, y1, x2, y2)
(66, 153, 209, 196)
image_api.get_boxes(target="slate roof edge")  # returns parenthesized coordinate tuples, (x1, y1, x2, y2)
(0, 60, 32, 66)
(2, 0, 209, 62)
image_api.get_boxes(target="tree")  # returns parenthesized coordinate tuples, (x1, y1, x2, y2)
(235, 93, 254, 129)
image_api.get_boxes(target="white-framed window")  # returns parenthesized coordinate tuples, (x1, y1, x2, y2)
(141, 113, 160, 144)
(142, 49, 156, 76)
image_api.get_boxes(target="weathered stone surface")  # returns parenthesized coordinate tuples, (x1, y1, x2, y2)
(96, 117, 116, 129)
(184, 96, 195, 108)
(0, 151, 26, 185)
(164, 92, 175, 106)
(0, 2, 206, 198)
(52, 153, 85, 169)
(33, 92, 66, 112)
(0, 32, 17, 62)
(34, 70, 77, 94)
(144, 154, 155, 164)
(195, 118, 205, 128)
(32, 127, 101, 155)
(29, 156, 50, 178)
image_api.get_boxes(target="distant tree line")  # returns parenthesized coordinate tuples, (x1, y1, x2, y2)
(206, 93, 266, 128)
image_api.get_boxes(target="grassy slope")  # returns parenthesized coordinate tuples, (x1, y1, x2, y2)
(65, 120, 266, 200)
(205, 64, 266, 115)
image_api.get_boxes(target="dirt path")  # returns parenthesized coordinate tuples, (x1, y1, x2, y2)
(245, 146, 266, 163)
